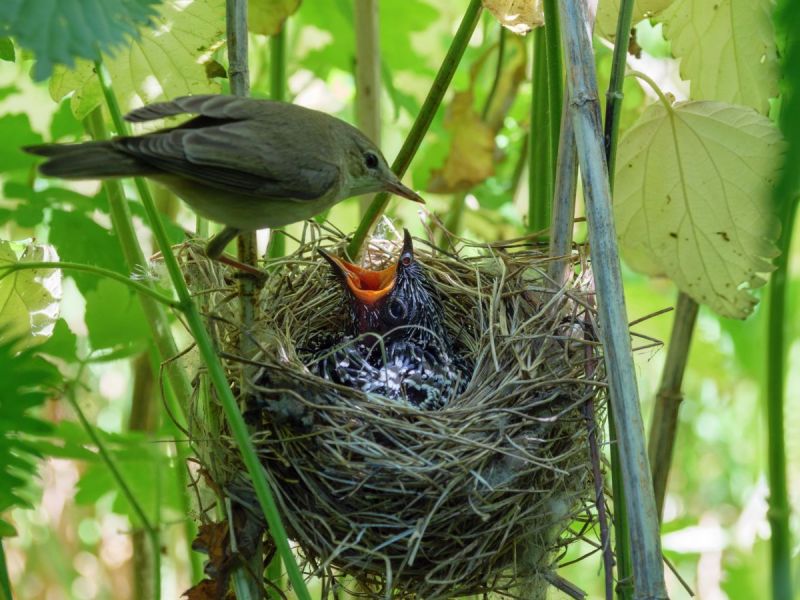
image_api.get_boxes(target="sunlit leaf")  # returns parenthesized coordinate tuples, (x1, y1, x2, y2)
(0, 36, 14, 62)
(35, 319, 78, 362)
(84, 279, 148, 354)
(427, 90, 495, 193)
(249, 0, 301, 36)
(49, 0, 225, 119)
(659, 0, 779, 115)
(48, 210, 128, 294)
(596, 0, 673, 41)
(482, 0, 543, 35)
(0, 0, 161, 80)
(0, 241, 61, 347)
(614, 100, 784, 319)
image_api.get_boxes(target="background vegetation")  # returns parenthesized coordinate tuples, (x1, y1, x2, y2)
(0, 0, 797, 598)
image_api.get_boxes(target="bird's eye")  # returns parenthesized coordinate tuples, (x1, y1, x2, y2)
(400, 252, 412, 267)
(387, 298, 407, 322)
(364, 151, 379, 169)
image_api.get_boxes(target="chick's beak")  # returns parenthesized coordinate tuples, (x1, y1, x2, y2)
(385, 176, 425, 204)
(319, 250, 397, 304)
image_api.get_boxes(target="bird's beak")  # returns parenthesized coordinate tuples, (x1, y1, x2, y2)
(319, 249, 397, 304)
(385, 176, 425, 204)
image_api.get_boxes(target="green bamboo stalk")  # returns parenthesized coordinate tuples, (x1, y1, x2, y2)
(557, 1, 667, 597)
(348, 0, 483, 258)
(528, 27, 550, 233)
(67, 375, 161, 600)
(268, 26, 288, 259)
(0, 261, 180, 308)
(94, 61, 311, 600)
(542, 0, 563, 183)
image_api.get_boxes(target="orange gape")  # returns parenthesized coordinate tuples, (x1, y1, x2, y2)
(326, 257, 397, 304)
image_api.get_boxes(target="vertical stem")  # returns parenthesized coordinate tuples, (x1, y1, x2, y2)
(95, 60, 312, 600)
(348, 0, 483, 258)
(354, 0, 382, 216)
(609, 410, 633, 600)
(547, 96, 578, 284)
(557, 0, 667, 597)
(528, 28, 550, 233)
(603, 0, 635, 178)
(0, 541, 11, 600)
(267, 26, 288, 259)
(542, 0, 563, 184)
(765, 190, 797, 600)
(82, 109, 193, 416)
(647, 293, 699, 518)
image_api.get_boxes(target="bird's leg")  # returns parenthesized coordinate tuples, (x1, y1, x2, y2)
(205, 226, 242, 259)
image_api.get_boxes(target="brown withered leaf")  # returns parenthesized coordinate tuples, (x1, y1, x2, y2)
(248, 0, 301, 36)
(482, 0, 544, 34)
(427, 91, 495, 193)
(192, 521, 230, 574)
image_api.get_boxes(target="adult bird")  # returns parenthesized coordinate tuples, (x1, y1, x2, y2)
(24, 95, 423, 258)
(309, 230, 469, 410)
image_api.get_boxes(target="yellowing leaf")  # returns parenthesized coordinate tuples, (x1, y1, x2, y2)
(659, 0, 778, 114)
(249, 0, 301, 36)
(596, 0, 673, 41)
(482, 0, 543, 35)
(0, 241, 61, 346)
(49, 0, 225, 119)
(427, 91, 495, 193)
(614, 101, 783, 319)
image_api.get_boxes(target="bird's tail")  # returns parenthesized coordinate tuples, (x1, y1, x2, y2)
(24, 141, 155, 179)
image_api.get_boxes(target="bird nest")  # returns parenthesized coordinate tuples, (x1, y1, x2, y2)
(182, 223, 607, 599)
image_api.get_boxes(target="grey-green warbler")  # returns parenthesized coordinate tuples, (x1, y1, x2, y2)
(25, 95, 424, 258)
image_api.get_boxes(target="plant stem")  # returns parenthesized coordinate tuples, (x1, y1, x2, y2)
(67, 373, 161, 600)
(542, 0, 563, 184)
(95, 60, 311, 600)
(348, 0, 483, 258)
(354, 0, 382, 218)
(0, 540, 11, 600)
(0, 261, 180, 308)
(557, 0, 667, 597)
(546, 95, 577, 284)
(528, 27, 550, 233)
(766, 202, 797, 600)
(609, 410, 633, 600)
(647, 292, 699, 518)
(602, 0, 635, 177)
(268, 25, 288, 259)
(83, 109, 193, 417)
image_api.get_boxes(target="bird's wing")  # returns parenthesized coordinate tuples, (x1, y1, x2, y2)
(124, 95, 264, 123)
(113, 111, 340, 200)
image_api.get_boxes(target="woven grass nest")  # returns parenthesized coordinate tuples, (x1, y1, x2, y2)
(185, 223, 606, 599)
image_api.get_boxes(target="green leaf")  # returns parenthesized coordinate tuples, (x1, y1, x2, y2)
(83, 279, 148, 354)
(35, 319, 78, 362)
(48, 210, 128, 294)
(0, 36, 14, 62)
(0, 336, 59, 515)
(595, 0, 673, 41)
(0, 113, 42, 173)
(50, 0, 225, 119)
(249, 0, 301, 36)
(614, 100, 784, 319)
(0, 241, 61, 348)
(50, 98, 86, 141)
(0, 0, 162, 80)
(659, 0, 779, 115)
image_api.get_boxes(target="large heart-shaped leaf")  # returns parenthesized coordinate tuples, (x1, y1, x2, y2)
(614, 100, 784, 319)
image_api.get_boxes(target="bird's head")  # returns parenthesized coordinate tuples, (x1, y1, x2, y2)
(319, 230, 443, 341)
(339, 128, 424, 204)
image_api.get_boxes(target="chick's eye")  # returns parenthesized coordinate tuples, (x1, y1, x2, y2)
(364, 152, 379, 169)
(387, 298, 407, 322)
(400, 253, 412, 267)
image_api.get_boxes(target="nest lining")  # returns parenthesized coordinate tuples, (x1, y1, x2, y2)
(184, 225, 606, 599)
